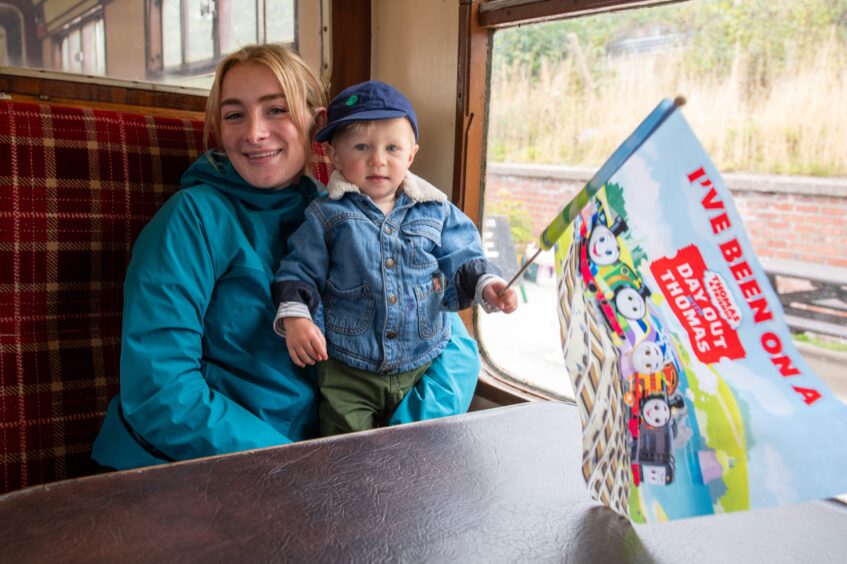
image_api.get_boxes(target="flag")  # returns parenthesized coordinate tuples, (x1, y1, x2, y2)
(548, 99, 847, 523)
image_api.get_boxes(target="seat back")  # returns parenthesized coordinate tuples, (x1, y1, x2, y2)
(0, 99, 330, 493)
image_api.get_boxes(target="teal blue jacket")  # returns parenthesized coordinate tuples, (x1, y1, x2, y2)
(91, 152, 480, 470)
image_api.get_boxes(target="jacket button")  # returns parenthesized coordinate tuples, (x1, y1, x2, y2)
(385, 258, 395, 269)
(386, 331, 397, 339)
(389, 294, 397, 304)
(385, 226, 393, 235)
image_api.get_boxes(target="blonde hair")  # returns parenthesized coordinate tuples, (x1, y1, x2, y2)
(205, 43, 328, 160)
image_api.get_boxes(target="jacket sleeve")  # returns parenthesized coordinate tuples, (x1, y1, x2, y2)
(119, 193, 291, 461)
(388, 313, 479, 424)
(272, 205, 328, 316)
(434, 203, 501, 311)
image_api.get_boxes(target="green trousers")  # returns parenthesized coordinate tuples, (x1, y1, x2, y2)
(317, 357, 431, 436)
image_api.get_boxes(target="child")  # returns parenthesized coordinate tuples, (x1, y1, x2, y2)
(272, 80, 518, 436)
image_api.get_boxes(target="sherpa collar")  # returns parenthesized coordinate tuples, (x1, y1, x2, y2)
(326, 170, 447, 203)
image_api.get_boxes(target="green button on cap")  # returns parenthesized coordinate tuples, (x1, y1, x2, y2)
(346, 95, 358, 106)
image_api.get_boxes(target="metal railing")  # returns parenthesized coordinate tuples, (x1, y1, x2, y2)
(762, 258, 847, 339)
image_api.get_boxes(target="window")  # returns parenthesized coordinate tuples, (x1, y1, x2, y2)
(0, 4, 23, 68)
(150, 0, 296, 83)
(57, 13, 106, 76)
(0, 0, 311, 91)
(468, 0, 847, 401)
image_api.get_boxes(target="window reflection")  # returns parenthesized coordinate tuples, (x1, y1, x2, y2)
(0, 4, 24, 67)
(59, 16, 105, 76)
(0, 0, 299, 89)
(184, 0, 215, 64)
(162, 0, 183, 69)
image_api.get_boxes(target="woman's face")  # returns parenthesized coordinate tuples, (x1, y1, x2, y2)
(219, 63, 310, 189)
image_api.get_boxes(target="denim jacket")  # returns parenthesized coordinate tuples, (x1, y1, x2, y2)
(273, 170, 499, 374)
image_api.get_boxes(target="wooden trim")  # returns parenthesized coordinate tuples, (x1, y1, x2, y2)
(479, 0, 682, 28)
(328, 0, 371, 97)
(452, 1, 490, 223)
(0, 71, 207, 113)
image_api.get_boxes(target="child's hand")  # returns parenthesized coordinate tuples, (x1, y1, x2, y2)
(483, 280, 518, 314)
(283, 317, 328, 367)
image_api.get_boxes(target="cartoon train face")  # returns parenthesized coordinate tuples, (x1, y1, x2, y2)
(586, 223, 621, 266)
(622, 335, 681, 408)
(631, 340, 664, 374)
(577, 200, 651, 337)
(627, 358, 687, 488)
(641, 395, 672, 428)
(629, 390, 679, 487)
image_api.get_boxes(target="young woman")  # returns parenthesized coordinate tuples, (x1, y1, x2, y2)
(91, 44, 480, 469)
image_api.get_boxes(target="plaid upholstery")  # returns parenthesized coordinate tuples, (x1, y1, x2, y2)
(0, 100, 331, 494)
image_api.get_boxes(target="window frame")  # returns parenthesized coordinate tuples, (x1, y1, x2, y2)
(452, 0, 682, 405)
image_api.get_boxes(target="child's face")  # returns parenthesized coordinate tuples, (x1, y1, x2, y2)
(328, 118, 419, 203)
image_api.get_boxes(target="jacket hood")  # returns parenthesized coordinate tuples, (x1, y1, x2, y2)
(181, 150, 320, 210)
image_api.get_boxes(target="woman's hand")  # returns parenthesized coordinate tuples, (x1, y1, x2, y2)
(284, 317, 328, 367)
(483, 280, 519, 314)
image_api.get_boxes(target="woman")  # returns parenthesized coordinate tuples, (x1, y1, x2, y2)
(91, 44, 480, 469)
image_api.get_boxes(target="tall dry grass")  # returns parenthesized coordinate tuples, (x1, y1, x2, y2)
(488, 31, 847, 176)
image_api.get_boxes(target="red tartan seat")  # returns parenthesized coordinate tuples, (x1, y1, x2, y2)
(0, 100, 331, 494)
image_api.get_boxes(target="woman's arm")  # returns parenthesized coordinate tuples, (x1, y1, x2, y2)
(388, 313, 479, 424)
(119, 193, 291, 461)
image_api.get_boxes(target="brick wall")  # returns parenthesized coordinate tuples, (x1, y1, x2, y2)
(486, 164, 847, 268)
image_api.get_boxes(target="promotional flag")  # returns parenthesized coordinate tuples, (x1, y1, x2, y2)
(547, 99, 847, 523)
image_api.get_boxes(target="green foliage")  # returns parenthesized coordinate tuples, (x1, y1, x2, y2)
(488, 0, 847, 176)
(487, 198, 534, 253)
(604, 182, 626, 222)
(493, 0, 847, 82)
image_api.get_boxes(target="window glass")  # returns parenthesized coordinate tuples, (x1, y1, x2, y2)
(478, 0, 847, 401)
(184, 0, 215, 64)
(2, 1, 301, 90)
(82, 18, 105, 75)
(60, 28, 83, 74)
(221, 0, 258, 54)
(267, 0, 296, 44)
(162, 0, 183, 69)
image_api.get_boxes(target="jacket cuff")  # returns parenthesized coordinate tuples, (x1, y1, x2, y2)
(272, 280, 321, 316)
(455, 258, 501, 310)
(273, 302, 314, 337)
(475, 274, 507, 313)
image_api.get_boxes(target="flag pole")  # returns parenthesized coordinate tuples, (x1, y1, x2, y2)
(499, 248, 542, 294)
(498, 96, 686, 296)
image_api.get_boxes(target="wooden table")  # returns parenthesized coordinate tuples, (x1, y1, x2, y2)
(1, 402, 845, 562)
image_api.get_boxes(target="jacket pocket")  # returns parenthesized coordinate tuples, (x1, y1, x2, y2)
(324, 280, 375, 336)
(414, 273, 446, 339)
(401, 220, 441, 269)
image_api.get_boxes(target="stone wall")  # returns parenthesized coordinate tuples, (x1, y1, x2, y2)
(486, 164, 847, 268)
